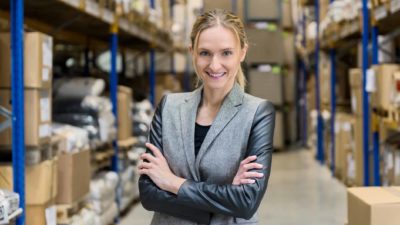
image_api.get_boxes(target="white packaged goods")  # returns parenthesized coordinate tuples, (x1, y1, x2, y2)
(54, 78, 105, 98)
(89, 172, 119, 214)
(51, 123, 89, 153)
(0, 189, 20, 224)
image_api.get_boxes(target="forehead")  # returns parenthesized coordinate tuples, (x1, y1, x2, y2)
(197, 25, 239, 50)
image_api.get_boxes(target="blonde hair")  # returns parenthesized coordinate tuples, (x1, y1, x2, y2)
(190, 9, 248, 89)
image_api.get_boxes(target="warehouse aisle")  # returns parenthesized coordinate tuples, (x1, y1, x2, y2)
(121, 148, 347, 225)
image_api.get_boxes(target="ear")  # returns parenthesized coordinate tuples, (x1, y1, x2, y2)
(188, 45, 193, 55)
(240, 44, 248, 62)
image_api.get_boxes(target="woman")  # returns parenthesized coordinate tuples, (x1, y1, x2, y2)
(138, 9, 275, 225)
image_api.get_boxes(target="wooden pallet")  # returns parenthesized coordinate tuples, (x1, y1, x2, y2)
(374, 107, 400, 122)
(56, 198, 87, 224)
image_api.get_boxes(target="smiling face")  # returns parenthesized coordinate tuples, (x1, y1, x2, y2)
(192, 25, 247, 92)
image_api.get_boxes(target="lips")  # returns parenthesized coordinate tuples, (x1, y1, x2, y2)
(206, 71, 226, 78)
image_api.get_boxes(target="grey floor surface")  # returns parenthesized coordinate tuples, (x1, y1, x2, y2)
(121, 148, 347, 225)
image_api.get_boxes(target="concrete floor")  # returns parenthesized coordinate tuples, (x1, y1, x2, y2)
(121, 148, 347, 225)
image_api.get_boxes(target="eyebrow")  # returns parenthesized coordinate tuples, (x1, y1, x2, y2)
(198, 48, 234, 52)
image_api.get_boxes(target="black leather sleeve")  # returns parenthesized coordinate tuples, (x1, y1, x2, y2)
(175, 100, 275, 219)
(138, 95, 212, 224)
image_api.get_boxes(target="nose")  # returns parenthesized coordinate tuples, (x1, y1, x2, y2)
(209, 55, 222, 71)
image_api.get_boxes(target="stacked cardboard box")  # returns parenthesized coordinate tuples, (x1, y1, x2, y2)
(0, 32, 53, 147)
(0, 158, 58, 225)
(0, 31, 55, 225)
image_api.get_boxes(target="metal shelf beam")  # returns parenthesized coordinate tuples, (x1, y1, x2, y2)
(10, 0, 25, 224)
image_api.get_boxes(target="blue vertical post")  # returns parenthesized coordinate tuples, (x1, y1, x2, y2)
(371, 26, 380, 186)
(315, 0, 324, 163)
(110, 23, 120, 222)
(150, 0, 156, 106)
(329, 0, 336, 175)
(10, 0, 25, 224)
(361, 0, 370, 186)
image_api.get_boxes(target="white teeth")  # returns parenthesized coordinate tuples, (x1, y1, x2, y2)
(207, 72, 225, 78)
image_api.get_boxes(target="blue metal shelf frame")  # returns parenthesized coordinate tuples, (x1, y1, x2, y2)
(10, 0, 25, 224)
(371, 26, 380, 186)
(315, 0, 324, 163)
(110, 24, 120, 223)
(329, 0, 336, 175)
(150, 0, 156, 106)
(361, 0, 370, 186)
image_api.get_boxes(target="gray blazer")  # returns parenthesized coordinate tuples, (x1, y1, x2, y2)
(139, 83, 275, 225)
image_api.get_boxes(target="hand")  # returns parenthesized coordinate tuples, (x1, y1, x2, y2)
(138, 143, 186, 194)
(232, 155, 264, 185)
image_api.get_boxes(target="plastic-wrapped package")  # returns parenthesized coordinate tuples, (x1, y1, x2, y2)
(92, 202, 118, 225)
(54, 78, 105, 98)
(89, 171, 119, 213)
(0, 189, 20, 223)
(51, 123, 89, 153)
(132, 121, 149, 137)
(88, 193, 115, 214)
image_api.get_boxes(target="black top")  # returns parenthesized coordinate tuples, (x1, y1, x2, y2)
(194, 123, 211, 157)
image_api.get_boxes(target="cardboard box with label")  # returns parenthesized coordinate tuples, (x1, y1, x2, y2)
(0, 158, 58, 205)
(117, 86, 133, 141)
(347, 186, 400, 225)
(56, 149, 91, 204)
(349, 69, 363, 116)
(371, 64, 400, 109)
(0, 32, 53, 88)
(335, 113, 355, 180)
(26, 202, 56, 225)
(0, 88, 52, 146)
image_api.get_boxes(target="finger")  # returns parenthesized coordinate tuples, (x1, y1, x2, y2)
(140, 153, 157, 163)
(244, 172, 264, 178)
(138, 162, 152, 170)
(138, 168, 149, 175)
(243, 163, 264, 170)
(240, 179, 256, 184)
(240, 155, 257, 165)
(146, 143, 163, 158)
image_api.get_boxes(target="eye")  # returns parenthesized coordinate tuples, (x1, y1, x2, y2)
(222, 50, 233, 56)
(199, 51, 210, 56)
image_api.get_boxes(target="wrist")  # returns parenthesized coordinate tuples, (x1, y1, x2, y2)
(166, 175, 186, 195)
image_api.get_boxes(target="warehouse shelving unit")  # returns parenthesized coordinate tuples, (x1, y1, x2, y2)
(302, 0, 400, 186)
(1, 0, 178, 224)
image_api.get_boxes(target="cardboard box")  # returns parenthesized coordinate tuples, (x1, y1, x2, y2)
(117, 86, 133, 140)
(26, 202, 56, 225)
(248, 69, 283, 106)
(246, 28, 284, 64)
(347, 187, 400, 225)
(335, 113, 356, 180)
(283, 32, 295, 67)
(0, 88, 52, 146)
(56, 150, 90, 204)
(371, 64, 400, 109)
(319, 53, 331, 106)
(0, 158, 58, 205)
(284, 68, 296, 104)
(244, 0, 279, 21)
(203, 0, 232, 11)
(0, 32, 53, 88)
(282, 0, 293, 28)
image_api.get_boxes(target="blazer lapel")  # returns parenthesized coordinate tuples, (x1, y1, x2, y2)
(179, 88, 202, 181)
(195, 83, 244, 170)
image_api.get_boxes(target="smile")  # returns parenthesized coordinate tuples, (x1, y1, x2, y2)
(206, 72, 226, 78)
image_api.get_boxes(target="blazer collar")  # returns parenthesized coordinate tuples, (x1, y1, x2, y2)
(180, 83, 244, 180)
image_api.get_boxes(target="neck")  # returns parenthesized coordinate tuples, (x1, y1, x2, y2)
(202, 83, 234, 108)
